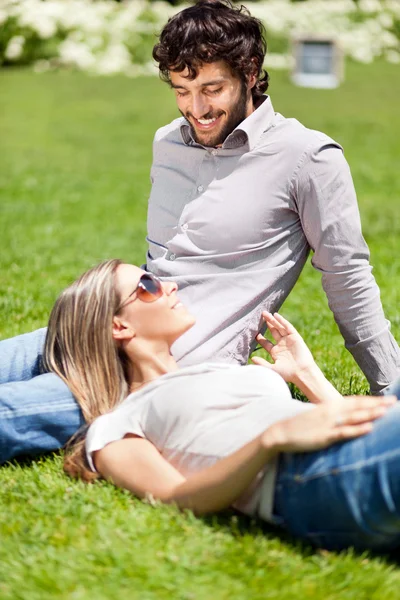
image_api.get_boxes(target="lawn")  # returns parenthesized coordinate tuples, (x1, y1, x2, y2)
(0, 61, 399, 599)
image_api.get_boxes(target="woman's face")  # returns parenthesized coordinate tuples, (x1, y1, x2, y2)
(114, 264, 196, 346)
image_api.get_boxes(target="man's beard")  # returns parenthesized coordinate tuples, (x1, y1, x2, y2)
(182, 83, 249, 148)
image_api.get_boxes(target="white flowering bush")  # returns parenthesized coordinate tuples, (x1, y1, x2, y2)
(0, 0, 178, 74)
(254, 0, 400, 67)
(0, 0, 399, 75)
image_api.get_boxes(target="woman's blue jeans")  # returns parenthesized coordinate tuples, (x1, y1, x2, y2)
(0, 328, 83, 462)
(274, 380, 400, 552)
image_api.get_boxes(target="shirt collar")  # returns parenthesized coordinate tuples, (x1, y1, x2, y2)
(180, 95, 275, 152)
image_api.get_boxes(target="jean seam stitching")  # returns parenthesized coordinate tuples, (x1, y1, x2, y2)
(288, 447, 400, 483)
(0, 402, 79, 418)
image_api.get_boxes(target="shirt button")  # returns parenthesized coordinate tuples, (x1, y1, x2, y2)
(169, 253, 176, 261)
(182, 223, 188, 231)
(197, 185, 204, 193)
(211, 149, 218, 156)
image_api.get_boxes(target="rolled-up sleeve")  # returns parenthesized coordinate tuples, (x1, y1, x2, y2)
(292, 142, 400, 393)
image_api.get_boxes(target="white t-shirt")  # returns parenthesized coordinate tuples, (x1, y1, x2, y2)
(86, 363, 313, 521)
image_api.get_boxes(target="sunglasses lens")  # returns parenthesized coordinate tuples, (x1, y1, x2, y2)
(137, 274, 163, 302)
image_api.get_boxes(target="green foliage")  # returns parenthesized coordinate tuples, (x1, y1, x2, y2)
(0, 16, 18, 64)
(265, 32, 290, 55)
(392, 18, 400, 42)
(0, 62, 400, 597)
(125, 30, 157, 66)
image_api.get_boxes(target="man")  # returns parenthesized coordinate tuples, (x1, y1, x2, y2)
(0, 0, 399, 464)
(147, 0, 400, 378)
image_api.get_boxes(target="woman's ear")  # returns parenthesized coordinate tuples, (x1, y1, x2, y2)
(112, 316, 135, 342)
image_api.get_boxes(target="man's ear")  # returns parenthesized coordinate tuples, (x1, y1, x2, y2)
(247, 60, 258, 89)
(112, 316, 135, 342)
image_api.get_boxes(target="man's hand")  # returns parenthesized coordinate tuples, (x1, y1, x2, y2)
(252, 312, 316, 383)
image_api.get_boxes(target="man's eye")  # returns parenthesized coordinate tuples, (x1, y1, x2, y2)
(208, 88, 222, 95)
(176, 90, 188, 98)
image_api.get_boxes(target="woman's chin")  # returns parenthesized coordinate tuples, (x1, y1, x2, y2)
(173, 313, 196, 342)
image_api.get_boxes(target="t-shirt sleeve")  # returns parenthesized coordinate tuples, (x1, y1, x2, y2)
(85, 409, 145, 472)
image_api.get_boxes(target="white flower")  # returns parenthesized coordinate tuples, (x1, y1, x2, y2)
(58, 38, 96, 70)
(380, 30, 400, 49)
(378, 12, 393, 29)
(34, 17, 57, 39)
(364, 18, 384, 37)
(33, 59, 51, 72)
(86, 35, 104, 51)
(0, 8, 8, 25)
(18, 1, 58, 39)
(5, 35, 25, 60)
(350, 46, 375, 63)
(386, 1, 400, 18)
(94, 43, 132, 75)
(359, 0, 382, 13)
(386, 49, 400, 63)
(380, 31, 400, 48)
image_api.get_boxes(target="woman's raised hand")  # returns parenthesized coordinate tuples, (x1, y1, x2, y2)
(262, 395, 397, 453)
(252, 312, 316, 383)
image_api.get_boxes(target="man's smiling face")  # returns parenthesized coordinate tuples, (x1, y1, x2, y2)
(170, 61, 255, 148)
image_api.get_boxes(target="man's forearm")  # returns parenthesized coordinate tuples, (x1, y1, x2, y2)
(321, 267, 400, 393)
(344, 324, 400, 394)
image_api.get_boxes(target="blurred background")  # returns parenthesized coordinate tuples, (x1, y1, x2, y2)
(1, 0, 400, 73)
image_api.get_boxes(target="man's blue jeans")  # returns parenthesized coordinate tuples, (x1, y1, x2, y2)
(274, 384, 400, 552)
(0, 328, 83, 463)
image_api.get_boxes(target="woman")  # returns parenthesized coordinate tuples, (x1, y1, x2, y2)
(43, 259, 400, 552)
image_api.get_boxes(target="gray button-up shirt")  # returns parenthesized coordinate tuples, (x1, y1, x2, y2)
(146, 96, 400, 393)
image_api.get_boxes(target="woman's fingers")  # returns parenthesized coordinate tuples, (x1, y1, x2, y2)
(262, 311, 299, 340)
(331, 421, 374, 441)
(262, 312, 285, 338)
(260, 322, 281, 343)
(255, 333, 275, 354)
(339, 405, 387, 426)
(269, 312, 298, 335)
(332, 395, 396, 427)
(251, 356, 273, 368)
(345, 395, 396, 410)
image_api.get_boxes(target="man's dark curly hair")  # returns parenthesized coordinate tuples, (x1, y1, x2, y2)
(153, 0, 270, 101)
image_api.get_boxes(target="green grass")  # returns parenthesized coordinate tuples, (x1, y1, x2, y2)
(0, 61, 399, 598)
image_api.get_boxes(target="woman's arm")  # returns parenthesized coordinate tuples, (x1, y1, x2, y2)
(94, 394, 394, 515)
(94, 433, 276, 516)
(253, 312, 342, 404)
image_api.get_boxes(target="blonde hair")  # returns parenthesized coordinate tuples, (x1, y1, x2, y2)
(43, 259, 130, 481)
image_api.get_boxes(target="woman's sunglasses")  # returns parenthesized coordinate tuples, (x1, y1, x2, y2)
(116, 273, 163, 312)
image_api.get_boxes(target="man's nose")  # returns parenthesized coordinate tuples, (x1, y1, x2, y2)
(190, 94, 210, 119)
